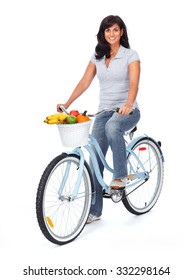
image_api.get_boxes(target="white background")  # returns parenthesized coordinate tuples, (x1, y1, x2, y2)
(0, 0, 192, 279)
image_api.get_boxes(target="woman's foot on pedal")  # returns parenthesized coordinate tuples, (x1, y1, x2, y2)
(86, 214, 101, 224)
(110, 178, 130, 190)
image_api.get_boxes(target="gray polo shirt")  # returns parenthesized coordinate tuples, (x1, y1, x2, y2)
(90, 45, 140, 110)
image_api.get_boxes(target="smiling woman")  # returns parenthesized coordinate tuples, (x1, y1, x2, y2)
(95, 15, 129, 60)
(104, 24, 123, 67)
(57, 15, 141, 223)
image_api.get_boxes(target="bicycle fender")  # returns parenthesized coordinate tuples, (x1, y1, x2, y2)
(126, 135, 164, 162)
(126, 135, 147, 151)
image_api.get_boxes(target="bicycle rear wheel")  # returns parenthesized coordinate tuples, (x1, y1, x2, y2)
(122, 137, 164, 215)
(36, 153, 93, 245)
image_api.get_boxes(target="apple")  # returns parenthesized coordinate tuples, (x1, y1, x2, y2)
(69, 110, 80, 117)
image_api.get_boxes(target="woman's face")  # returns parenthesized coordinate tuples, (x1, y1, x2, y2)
(104, 23, 123, 46)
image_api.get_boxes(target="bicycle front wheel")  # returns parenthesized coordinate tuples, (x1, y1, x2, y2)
(36, 153, 93, 245)
(122, 137, 164, 215)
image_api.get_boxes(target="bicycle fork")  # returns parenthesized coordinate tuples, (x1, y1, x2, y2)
(57, 149, 88, 201)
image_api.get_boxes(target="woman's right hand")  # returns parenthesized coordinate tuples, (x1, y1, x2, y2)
(57, 103, 68, 112)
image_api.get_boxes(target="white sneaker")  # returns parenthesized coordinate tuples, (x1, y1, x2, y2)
(86, 214, 101, 224)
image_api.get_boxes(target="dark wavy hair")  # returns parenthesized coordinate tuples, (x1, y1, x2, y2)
(95, 15, 130, 60)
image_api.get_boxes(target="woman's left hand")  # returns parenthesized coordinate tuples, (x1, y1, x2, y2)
(118, 105, 133, 115)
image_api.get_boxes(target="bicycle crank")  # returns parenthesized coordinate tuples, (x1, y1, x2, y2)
(110, 189, 124, 203)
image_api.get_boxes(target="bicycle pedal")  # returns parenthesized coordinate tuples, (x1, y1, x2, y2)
(110, 189, 124, 203)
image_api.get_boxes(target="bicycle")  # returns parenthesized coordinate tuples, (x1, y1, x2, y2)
(36, 107, 164, 245)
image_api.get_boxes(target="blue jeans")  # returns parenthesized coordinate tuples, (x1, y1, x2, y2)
(89, 108, 141, 216)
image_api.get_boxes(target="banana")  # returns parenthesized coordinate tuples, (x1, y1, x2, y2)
(58, 114, 68, 121)
(44, 113, 69, 124)
(46, 113, 62, 120)
(46, 119, 61, 124)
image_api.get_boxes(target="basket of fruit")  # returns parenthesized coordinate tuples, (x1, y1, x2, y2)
(44, 110, 92, 147)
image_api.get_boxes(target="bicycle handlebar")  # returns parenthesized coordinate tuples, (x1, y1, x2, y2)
(87, 108, 119, 117)
(59, 106, 119, 117)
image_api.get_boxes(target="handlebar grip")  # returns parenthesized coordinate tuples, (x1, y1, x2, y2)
(59, 106, 69, 114)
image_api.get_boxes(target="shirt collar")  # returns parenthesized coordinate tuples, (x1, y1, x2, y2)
(115, 45, 125, 59)
(102, 45, 125, 60)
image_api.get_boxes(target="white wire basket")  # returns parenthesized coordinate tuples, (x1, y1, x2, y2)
(57, 120, 92, 147)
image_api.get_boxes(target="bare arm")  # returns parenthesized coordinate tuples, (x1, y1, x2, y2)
(57, 61, 96, 111)
(118, 60, 140, 115)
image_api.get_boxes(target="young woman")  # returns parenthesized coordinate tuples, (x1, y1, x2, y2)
(57, 15, 141, 223)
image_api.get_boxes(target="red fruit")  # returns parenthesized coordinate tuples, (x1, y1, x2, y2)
(69, 110, 80, 117)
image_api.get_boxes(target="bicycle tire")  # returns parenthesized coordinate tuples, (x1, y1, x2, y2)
(36, 153, 93, 245)
(122, 137, 164, 215)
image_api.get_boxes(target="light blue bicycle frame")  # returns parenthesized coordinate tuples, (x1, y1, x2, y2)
(57, 134, 149, 201)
